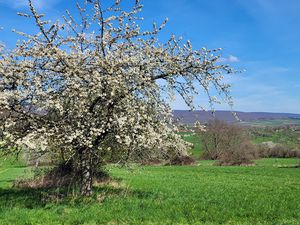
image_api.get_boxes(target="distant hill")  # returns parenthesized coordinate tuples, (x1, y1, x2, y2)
(173, 110, 300, 126)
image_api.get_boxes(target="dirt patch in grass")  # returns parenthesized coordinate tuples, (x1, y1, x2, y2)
(13, 163, 112, 190)
(141, 159, 164, 166)
(214, 161, 256, 166)
(167, 155, 196, 166)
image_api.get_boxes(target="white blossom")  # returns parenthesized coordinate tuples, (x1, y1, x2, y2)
(0, 0, 235, 193)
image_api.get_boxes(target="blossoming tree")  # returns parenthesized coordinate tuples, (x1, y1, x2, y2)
(0, 0, 235, 196)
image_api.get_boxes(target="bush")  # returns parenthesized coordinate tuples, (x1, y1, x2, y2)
(200, 120, 257, 165)
(167, 155, 196, 166)
(257, 142, 300, 158)
(216, 139, 257, 166)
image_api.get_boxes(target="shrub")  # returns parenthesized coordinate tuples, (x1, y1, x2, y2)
(200, 120, 257, 165)
(217, 139, 257, 166)
(168, 155, 196, 166)
(257, 142, 300, 158)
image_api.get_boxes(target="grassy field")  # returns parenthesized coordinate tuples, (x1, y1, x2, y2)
(251, 128, 300, 149)
(0, 158, 300, 224)
(181, 132, 203, 159)
(180, 126, 300, 158)
(239, 119, 300, 127)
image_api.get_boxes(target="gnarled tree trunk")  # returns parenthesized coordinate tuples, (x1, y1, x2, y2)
(80, 148, 93, 196)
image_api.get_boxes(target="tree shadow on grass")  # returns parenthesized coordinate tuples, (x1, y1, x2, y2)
(0, 178, 16, 185)
(93, 185, 157, 200)
(0, 184, 157, 210)
(0, 187, 46, 209)
(278, 164, 300, 168)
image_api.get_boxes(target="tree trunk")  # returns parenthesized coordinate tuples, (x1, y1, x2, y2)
(80, 148, 93, 196)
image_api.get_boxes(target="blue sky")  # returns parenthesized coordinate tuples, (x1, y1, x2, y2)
(0, 0, 299, 113)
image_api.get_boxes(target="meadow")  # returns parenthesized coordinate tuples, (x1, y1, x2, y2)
(181, 132, 203, 159)
(250, 127, 300, 150)
(0, 158, 300, 225)
(1, 127, 299, 225)
(181, 123, 300, 158)
(239, 119, 300, 127)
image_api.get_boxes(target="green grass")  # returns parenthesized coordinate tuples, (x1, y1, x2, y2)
(251, 128, 300, 149)
(0, 156, 29, 189)
(180, 132, 203, 159)
(240, 119, 300, 127)
(180, 127, 300, 157)
(1, 158, 300, 224)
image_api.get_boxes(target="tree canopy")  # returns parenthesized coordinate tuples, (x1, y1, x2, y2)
(0, 0, 235, 195)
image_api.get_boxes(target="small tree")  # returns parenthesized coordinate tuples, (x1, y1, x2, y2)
(200, 120, 257, 165)
(0, 0, 235, 195)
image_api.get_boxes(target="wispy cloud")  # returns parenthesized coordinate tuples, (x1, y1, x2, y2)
(227, 60, 300, 113)
(219, 55, 240, 63)
(0, 0, 61, 10)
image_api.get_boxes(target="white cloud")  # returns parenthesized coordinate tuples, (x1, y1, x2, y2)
(0, 0, 60, 10)
(219, 55, 240, 63)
